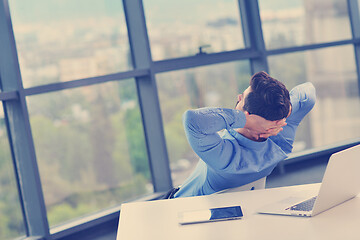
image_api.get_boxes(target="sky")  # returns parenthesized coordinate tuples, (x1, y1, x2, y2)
(9, 0, 123, 23)
(8, 0, 302, 24)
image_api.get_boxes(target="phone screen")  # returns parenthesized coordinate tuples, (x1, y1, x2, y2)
(178, 206, 243, 225)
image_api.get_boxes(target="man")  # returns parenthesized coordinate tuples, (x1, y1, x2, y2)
(170, 71, 316, 198)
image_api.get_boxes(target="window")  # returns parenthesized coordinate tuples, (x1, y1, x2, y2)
(9, 0, 131, 88)
(144, 0, 245, 60)
(269, 45, 360, 152)
(0, 0, 359, 238)
(259, 0, 352, 49)
(0, 103, 25, 240)
(156, 61, 251, 186)
(26, 80, 151, 226)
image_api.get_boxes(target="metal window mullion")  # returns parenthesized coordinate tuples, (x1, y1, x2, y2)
(239, 0, 269, 74)
(0, 0, 50, 238)
(23, 68, 150, 96)
(123, 0, 172, 192)
(347, 0, 360, 96)
(152, 48, 261, 73)
(266, 39, 359, 56)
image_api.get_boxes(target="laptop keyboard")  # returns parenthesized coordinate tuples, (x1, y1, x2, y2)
(286, 196, 317, 211)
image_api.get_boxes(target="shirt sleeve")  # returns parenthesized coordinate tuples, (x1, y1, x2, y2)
(183, 107, 247, 170)
(287, 82, 316, 124)
(276, 82, 316, 146)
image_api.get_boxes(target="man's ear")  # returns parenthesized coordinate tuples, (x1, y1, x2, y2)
(237, 94, 242, 102)
(287, 104, 292, 118)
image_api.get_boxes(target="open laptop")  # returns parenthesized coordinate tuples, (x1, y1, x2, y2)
(258, 144, 360, 217)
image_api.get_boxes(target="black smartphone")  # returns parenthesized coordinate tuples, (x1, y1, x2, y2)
(178, 205, 243, 225)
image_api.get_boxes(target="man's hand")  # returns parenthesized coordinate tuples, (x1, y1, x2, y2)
(243, 111, 286, 140)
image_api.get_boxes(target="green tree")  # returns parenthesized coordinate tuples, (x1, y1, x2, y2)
(118, 80, 150, 180)
(0, 119, 24, 239)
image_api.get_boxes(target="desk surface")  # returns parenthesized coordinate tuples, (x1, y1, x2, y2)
(116, 183, 360, 240)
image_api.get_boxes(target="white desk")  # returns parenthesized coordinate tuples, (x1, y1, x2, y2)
(116, 183, 360, 240)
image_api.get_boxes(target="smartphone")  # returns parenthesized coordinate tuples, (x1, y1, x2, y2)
(178, 205, 243, 225)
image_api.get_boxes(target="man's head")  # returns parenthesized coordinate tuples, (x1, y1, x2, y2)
(236, 71, 291, 121)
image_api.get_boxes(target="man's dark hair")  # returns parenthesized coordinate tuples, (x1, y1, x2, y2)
(243, 71, 290, 121)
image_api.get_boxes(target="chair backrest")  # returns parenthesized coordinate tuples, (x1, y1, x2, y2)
(214, 177, 266, 194)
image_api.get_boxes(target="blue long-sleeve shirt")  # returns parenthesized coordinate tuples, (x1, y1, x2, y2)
(174, 82, 316, 198)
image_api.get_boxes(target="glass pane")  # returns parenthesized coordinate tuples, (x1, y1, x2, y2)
(156, 62, 251, 186)
(259, 0, 352, 49)
(9, 0, 131, 88)
(0, 103, 26, 239)
(268, 45, 360, 152)
(144, 0, 245, 60)
(27, 80, 151, 227)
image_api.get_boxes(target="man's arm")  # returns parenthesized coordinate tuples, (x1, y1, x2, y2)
(287, 82, 316, 123)
(183, 108, 246, 137)
(183, 107, 281, 171)
(275, 82, 316, 145)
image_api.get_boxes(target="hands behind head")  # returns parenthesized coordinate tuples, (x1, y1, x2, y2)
(242, 111, 287, 141)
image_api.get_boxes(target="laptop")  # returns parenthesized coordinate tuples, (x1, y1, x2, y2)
(258, 144, 360, 217)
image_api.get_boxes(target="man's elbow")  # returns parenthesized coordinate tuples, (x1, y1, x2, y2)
(182, 109, 200, 132)
(306, 82, 316, 107)
(183, 109, 196, 125)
